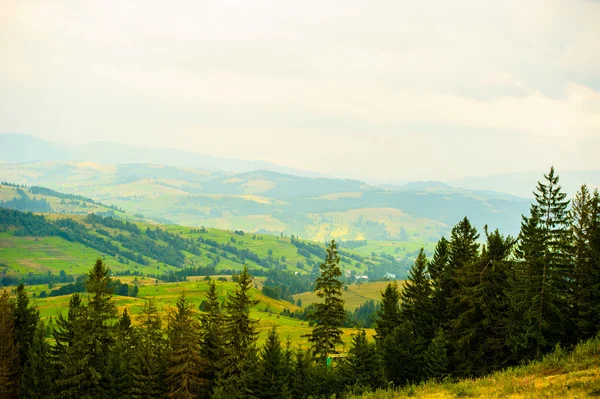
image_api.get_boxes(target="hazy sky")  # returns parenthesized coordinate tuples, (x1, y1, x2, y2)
(1, 0, 599, 181)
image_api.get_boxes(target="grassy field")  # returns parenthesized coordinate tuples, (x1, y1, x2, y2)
(293, 281, 401, 310)
(18, 279, 373, 347)
(0, 209, 403, 279)
(352, 241, 437, 259)
(349, 337, 600, 399)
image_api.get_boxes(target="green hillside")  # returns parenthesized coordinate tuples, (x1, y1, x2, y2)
(0, 162, 531, 241)
(0, 207, 408, 283)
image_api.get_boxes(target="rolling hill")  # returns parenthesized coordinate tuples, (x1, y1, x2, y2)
(0, 160, 531, 242)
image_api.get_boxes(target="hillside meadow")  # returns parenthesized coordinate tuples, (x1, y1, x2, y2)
(17, 278, 375, 347)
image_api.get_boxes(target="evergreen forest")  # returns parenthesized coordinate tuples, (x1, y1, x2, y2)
(1, 167, 600, 398)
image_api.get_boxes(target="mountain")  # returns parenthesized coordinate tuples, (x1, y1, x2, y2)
(0, 161, 532, 241)
(0, 133, 325, 177)
(450, 170, 600, 198)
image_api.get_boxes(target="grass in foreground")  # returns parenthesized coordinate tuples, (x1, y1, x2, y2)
(350, 336, 600, 398)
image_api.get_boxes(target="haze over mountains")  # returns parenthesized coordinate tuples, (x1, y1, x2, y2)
(2, 133, 598, 241)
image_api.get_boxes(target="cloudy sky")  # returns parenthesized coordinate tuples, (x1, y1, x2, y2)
(1, 0, 599, 181)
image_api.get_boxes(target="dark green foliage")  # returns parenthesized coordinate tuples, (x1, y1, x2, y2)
(422, 329, 448, 381)
(0, 290, 20, 399)
(214, 265, 260, 398)
(400, 248, 435, 340)
(130, 299, 166, 399)
(570, 186, 600, 342)
(20, 322, 54, 399)
(449, 228, 515, 376)
(510, 167, 572, 361)
(198, 280, 224, 398)
(374, 282, 401, 341)
(428, 237, 450, 328)
(256, 328, 290, 399)
(379, 319, 426, 385)
(13, 283, 40, 371)
(307, 240, 346, 363)
(166, 292, 204, 399)
(103, 309, 134, 399)
(339, 330, 384, 393)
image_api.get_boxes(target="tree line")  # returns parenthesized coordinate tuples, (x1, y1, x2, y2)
(0, 167, 599, 398)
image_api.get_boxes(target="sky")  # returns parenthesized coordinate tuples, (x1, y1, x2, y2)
(1, 0, 599, 181)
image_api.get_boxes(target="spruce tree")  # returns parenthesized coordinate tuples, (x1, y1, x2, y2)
(166, 291, 204, 399)
(510, 167, 572, 360)
(257, 327, 289, 399)
(570, 186, 600, 341)
(422, 329, 448, 381)
(130, 299, 166, 399)
(374, 281, 401, 341)
(446, 218, 480, 332)
(449, 228, 515, 376)
(13, 283, 40, 372)
(400, 248, 435, 340)
(307, 240, 346, 363)
(103, 309, 134, 399)
(198, 279, 224, 398)
(338, 330, 384, 392)
(55, 259, 117, 399)
(428, 237, 450, 328)
(0, 290, 20, 399)
(20, 322, 54, 399)
(214, 265, 260, 398)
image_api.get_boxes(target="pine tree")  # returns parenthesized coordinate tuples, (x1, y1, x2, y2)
(445, 218, 480, 335)
(214, 265, 260, 398)
(570, 186, 600, 341)
(422, 329, 448, 381)
(428, 237, 450, 328)
(380, 319, 426, 385)
(13, 283, 40, 372)
(257, 327, 289, 399)
(510, 167, 572, 360)
(130, 299, 166, 399)
(0, 290, 20, 399)
(103, 309, 134, 399)
(374, 281, 401, 341)
(20, 322, 54, 399)
(338, 330, 384, 393)
(400, 248, 435, 340)
(307, 240, 346, 363)
(449, 228, 515, 376)
(55, 259, 117, 399)
(198, 279, 224, 398)
(52, 293, 84, 368)
(166, 291, 204, 399)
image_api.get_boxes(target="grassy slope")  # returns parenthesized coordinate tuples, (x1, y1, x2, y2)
(350, 337, 600, 399)
(293, 281, 400, 310)
(18, 279, 373, 347)
(0, 210, 398, 276)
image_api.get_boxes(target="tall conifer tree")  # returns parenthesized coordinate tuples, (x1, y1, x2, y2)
(166, 291, 204, 399)
(199, 279, 224, 397)
(130, 299, 166, 399)
(510, 167, 572, 360)
(449, 228, 515, 376)
(374, 282, 401, 341)
(570, 186, 600, 341)
(400, 248, 435, 340)
(214, 265, 260, 398)
(0, 290, 20, 399)
(13, 283, 40, 372)
(307, 240, 346, 363)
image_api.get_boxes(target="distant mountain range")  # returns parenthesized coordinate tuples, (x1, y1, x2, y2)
(2, 132, 598, 241)
(0, 133, 325, 178)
